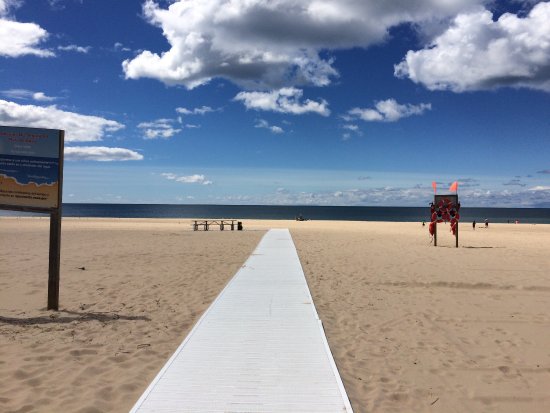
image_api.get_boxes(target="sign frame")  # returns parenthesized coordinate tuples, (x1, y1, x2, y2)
(0, 126, 64, 310)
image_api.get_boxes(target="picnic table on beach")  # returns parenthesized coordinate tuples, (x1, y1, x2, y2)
(130, 229, 353, 412)
(192, 219, 242, 231)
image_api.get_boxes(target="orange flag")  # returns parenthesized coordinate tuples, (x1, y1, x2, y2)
(449, 181, 458, 192)
(432, 181, 437, 194)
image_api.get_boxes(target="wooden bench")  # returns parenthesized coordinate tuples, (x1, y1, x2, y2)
(192, 219, 242, 231)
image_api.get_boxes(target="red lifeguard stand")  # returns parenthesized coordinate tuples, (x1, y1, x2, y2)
(429, 194, 460, 247)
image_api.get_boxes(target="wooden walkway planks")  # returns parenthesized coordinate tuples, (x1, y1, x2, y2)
(130, 229, 353, 413)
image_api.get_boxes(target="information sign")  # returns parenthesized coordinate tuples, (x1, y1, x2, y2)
(0, 125, 64, 310)
(0, 126, 62, 210)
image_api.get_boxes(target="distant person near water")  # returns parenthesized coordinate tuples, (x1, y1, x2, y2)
(473, 220, 476, 230)
(485, 219, 489, 228)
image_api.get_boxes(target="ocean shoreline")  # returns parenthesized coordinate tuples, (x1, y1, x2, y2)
(2, 215, 550, 229)
(2, 203, 549, 223)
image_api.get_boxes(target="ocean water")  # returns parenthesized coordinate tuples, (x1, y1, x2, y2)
(2, 203, 549, 224)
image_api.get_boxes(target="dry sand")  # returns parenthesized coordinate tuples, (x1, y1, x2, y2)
(0, 218, 265, 413)
(1, 217, 550, 412)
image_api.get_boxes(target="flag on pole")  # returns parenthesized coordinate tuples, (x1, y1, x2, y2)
(449, 181, 458, 192)
(432, 181, 437, 194)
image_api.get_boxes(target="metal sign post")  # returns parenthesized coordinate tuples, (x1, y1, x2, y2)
(0, 126, 64, 310)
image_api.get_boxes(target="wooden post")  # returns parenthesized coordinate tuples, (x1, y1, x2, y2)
(434, 222, 437, 246)
(456, 221, 459, 248)
(47, 130, 64, 310)
(48, 130, 64, 310)
(47, 209, 62, 310)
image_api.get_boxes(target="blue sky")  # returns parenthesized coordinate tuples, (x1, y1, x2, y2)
(1, 0, 549, 206)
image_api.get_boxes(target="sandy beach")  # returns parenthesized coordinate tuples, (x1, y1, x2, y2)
(1, 218, 549, 412)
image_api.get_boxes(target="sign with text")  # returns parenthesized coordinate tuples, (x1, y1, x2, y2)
(0, 126, 63, 210)
(434, 194, 458, 209)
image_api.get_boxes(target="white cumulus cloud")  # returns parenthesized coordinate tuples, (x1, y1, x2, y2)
(161, 172, 212, 185)
(1, 89, 58, 102)
(32, 91, 57, 102)
(138, 118, 181, 139)
(234, 87, 329, 116)
(0, 99, 124, 142)
(114, 42, 132, 52)
(0, 0, 53, 58)
(58, 44, 91, 53)
(341, 123, 362, 140)
(65, 146, 144, 161)
(343, 124, 359, 131)
(255, 119, 284, 134)
(122, 0, 486, 89)
(346, 99, 431, 122)
(175, 105, 218, 115)
(395, 2, 550, 92)
(219, 183, 550, 207)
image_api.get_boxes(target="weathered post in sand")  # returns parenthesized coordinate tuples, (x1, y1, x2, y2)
(456, 218, 459, 248)
(434, 219, 437, 246)
(0, 126, 64, 310)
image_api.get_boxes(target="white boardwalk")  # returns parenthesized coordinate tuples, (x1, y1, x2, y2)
(131, 229, 353, 413)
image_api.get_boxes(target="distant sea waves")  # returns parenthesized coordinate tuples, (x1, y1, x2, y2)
(2, 204, 550, 224)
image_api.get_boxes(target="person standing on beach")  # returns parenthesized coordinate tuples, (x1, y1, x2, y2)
(473, 220, 476, 230)
(485, 219, 489, 228)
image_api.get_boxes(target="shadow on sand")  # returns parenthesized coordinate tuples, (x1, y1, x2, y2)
(0, 309, 150, 325)
(461, 246, 501, 249)
(434, 245, 505, 249)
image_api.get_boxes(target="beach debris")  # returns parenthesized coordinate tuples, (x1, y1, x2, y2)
(137, 343, 151, 349)
(115, 346, 131, 356)
(77, 266, 86, 270)
(430, 397, 439, 405)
